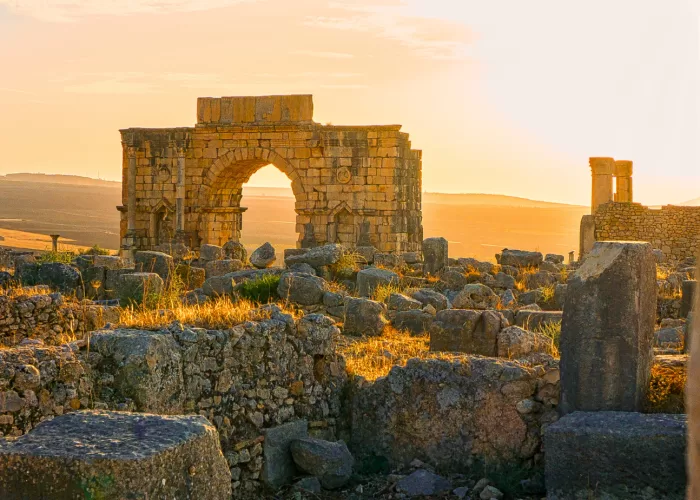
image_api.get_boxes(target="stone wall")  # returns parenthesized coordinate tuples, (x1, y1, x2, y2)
(120, 95, 423, 254)
(0, 311, 346, 497)
(594, 203, 700, 260)
(349, 357, 560, 472)
(0, 291, 116, 346)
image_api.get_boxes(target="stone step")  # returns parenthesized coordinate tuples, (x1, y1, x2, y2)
(0, 410, 231, 499)
(544, 411, 686, 499)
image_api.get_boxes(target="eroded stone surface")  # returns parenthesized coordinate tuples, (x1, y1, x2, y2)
(0, 410, 232, 499)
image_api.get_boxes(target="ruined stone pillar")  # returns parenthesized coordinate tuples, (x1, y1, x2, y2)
(687, 258, 700, 498)
(614, 160, 633, 202)
(578, 215, 596, 260)
(127, 146, 137, 235)
(559, 241, 656, 415)
(49, 235, 60, 253)
(175, 144, 186, 234)
(590, 157, 615, 214)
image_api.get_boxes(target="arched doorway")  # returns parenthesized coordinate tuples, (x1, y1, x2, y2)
(239, 165, 297, 257)
(196, 148, 308, 248)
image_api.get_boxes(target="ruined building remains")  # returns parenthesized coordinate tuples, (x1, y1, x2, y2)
(580, 157, 700, 260)
(118, 95, 423, 256)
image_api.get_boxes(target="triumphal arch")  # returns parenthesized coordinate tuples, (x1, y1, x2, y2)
(118, 95, 423, 255)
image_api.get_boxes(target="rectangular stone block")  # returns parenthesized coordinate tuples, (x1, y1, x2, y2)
(682, 280, 697, 318)
(197, 95, 313, 124)
(545, 412, 686, 499)
(560, 241, 656, 414)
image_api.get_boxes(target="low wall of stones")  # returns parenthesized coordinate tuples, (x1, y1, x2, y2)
(0, 312, 347, 497)
(594, 203, 700, 260)
(349, 357, 560, 473)
(0, 291, 119, 346)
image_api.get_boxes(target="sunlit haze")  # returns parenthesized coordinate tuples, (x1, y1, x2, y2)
(0, 0, 698, 205)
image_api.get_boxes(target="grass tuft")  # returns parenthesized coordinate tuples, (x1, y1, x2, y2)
(337, 327, 457, 381)
(238, 274, 280, 304)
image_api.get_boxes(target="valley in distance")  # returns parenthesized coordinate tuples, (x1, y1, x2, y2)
(0, 172, 682, 262)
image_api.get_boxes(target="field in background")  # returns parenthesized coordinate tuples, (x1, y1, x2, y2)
(0, 176, 590, 261)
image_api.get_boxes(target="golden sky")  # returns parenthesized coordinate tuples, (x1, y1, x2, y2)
(0, 0, 698, 205)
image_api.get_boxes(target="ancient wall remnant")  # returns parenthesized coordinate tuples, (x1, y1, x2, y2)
(580, 156, 700, 260)
(119, 95, 423, 256)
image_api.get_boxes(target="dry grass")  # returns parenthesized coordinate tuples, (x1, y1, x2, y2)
(656, 266, 671, 281)
(646, 363, 686, 413)
(337, 327, 457, 381)
(117, 296, 294, 330)
(0, 284, 54, 298)
(515, 278, 528, 292)
(371, 282, 404, 303)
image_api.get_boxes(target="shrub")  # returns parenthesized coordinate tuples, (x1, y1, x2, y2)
(239, 274, 280, 304)
(646, 364, 685, 414)
(330, 250, 363, 280)
(371, 282, 403, 303)
(80, 244, 111, 256)
(36, 250, 75, 264)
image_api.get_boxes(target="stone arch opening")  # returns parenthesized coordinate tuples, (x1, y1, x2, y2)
(239, 166, 297, 255)
(196, 149, 306, 247)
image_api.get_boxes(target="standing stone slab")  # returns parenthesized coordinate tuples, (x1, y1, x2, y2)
(559, 241, 656, 414)
(262, 419, 308, 489)
(0, 410, 231, 499)
(545, 412, 686, 499)
(682, 279, 697, 318)
(422, 237, 448, 275)
(135, 251, 173, 283)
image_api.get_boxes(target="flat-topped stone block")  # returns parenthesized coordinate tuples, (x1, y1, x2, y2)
(0, 410, 231, 499)
(545, 411, 686, 499)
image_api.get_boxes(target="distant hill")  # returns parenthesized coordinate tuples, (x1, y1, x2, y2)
(0, 173, 119, 187)
(681, 197, 700, 206)
(423, 192, 586, 208)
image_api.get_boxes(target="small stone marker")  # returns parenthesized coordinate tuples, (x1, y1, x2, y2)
(559, 241, 656, 414)
(422, 237, 448, 275)
(0, 410, 231, 499)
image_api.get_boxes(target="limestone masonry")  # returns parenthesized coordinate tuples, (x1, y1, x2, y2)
(119, 95, 423, 255)
(580, 157, 700, 260)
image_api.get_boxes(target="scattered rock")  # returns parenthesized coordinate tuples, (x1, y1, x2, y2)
(395, 469, 452, 497)
(344, 298, 388, 337)
(290, 438, 354, 489)
(250, 242, 276, 269)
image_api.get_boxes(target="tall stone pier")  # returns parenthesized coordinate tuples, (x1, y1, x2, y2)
(688, 256, 700, 498)
(559, 241, 656, 414)
(589, 157, 615, 214)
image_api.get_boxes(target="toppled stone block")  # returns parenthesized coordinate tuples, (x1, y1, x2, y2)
(277, 272, 327, 305)
(387, 293, 422, 311)
(262, 419, 308, 489)
(0, 410, 232, 499)
(117, 272, 164, 306)
(344, 297, 388, 337)
(93, 255, 125, 270)
(222, 240, 247, 262)
(560, 241, 656, 414)
(285, 244, 343, 270)
(204, 259, 243, 278)
(199, 243, 225, 262)
(451, 284, 498, 310)
(135, 251, 173, 283)
(290, 438, 354, 489)
(545, 412, 686, 499)
(396, 469, 452, 497)
(393, 309, 434, 336)
(37, 263, 83, 296)
(250, 242, 276, 269)
(429, 309, 505, 355)
(422, 237, 448, 275)
(411, 288, 450, 311)
(499, 249, 543, 268)
(356, 267, 399, 298)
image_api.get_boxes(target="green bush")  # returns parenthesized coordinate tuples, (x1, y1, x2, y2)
(36, 250, 75, 264)
(239, 274, 280, 304)
(81, 244, 111, 256)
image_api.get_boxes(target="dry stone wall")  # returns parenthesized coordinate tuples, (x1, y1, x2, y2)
(0, 311, 347, 497)
(594, 202, 700, 260)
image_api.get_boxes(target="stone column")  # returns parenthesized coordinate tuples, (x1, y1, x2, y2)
(559, 241, 656, 415)
(590, 157, 615, 214)
(688, 258, 700, 498)
(175, 144, 186, 234)
(614, 160, 633, 202)
(127, 146, 137, 235)
(578, 215, 596, 260)
(49, 235, 60, 253)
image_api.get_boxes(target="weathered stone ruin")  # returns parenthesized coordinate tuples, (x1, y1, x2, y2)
(118, 95, 423, 257)
(580, 157, 700, 260)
